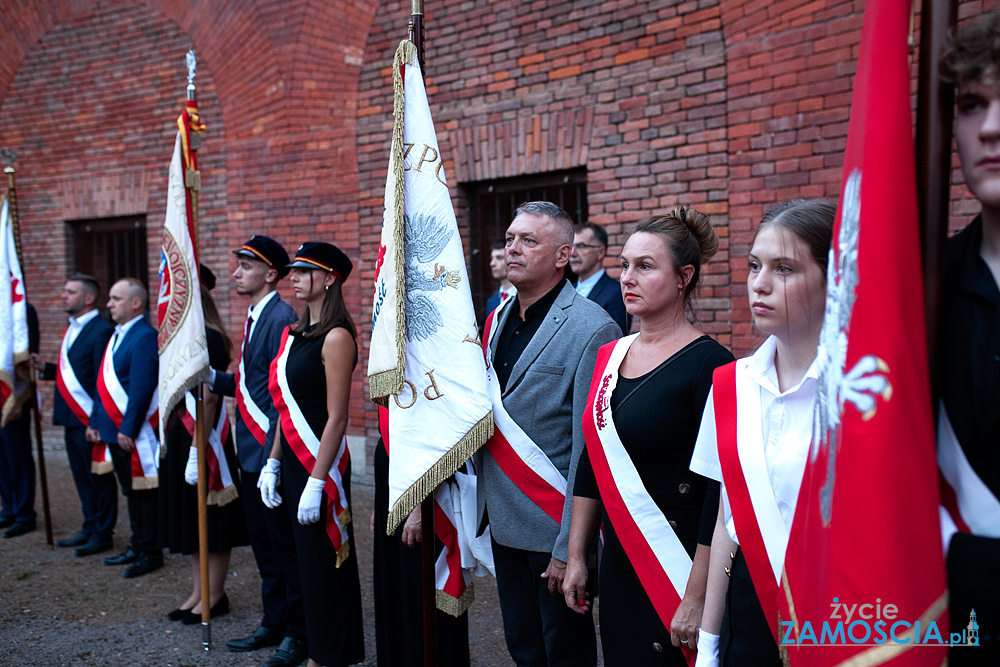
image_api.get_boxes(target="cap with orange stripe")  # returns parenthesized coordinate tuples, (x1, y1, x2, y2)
(232, 235, 291, 279)
(287, 242, 353, 283)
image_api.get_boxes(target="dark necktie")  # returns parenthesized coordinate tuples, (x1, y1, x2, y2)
(244, 315, 254, 348)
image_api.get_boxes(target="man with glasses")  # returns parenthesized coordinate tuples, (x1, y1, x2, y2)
(569, 222, 628, 335)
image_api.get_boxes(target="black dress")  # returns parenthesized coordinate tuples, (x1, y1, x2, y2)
(575, 336, 733, 667)
(159, 327, 248, 554)
(373, 439, 470, 667)
(279, 324, 365, 667)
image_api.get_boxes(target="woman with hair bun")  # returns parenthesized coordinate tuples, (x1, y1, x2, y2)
(564, 207, 734, 666)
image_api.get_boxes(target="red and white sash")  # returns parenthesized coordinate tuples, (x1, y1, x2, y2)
(97, 340, 160, 489)
(481, 300, 567, 524)
(583, 335, 696, 665)
(713, 361, 784, 644)
(56, 326, 92, 427)
(179, 393, 238, 506)
(938, 402, 1000, 538)
(270, 327, 352, 566)
(235, 318, 270, 447)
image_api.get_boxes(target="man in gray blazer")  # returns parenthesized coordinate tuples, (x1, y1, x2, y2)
(479, 201, 620, 667)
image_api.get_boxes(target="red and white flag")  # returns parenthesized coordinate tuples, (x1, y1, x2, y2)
(0, 195, 29, 427)
(157, 99, 209, 441)
(779, 1, 948, 663)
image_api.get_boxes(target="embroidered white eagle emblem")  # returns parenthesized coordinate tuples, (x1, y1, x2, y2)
(812, 169, 893, 523)
(403, 212, 461, 342)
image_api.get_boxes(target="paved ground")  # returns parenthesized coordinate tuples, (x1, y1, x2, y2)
(0, 443, 534, 666)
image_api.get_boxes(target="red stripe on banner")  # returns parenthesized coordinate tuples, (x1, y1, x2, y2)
(713, 362, 780, 645)
(56, 369, 90, 427)
(486, 430, 565, 525)
(236, 368, 268, 447)
(96, 351, 124, 428)
(582, 342, 694, 666)
(91, 442, 110, 466)
(433, 501, 466, 599)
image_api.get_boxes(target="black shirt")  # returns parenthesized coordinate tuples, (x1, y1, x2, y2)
(493, 280, 566, 392)
(940, 215, 1000, 498)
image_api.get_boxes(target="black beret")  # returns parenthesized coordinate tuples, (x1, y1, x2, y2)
(198, 264, 217, 290)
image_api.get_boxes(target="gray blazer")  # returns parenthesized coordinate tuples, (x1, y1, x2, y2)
(477, 280, 621, 560)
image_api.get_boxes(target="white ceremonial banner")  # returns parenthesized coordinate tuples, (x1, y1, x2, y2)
(156, 133, 208, 441)
(369, 40, 493, 534)
(0, 196, 30, 427)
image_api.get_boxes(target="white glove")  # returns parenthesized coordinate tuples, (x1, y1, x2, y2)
(694, 629, 720, 667)
(259, 458, 282, 508)
(297, 476, 326, 525)
(206, 367, 218, 389)
(184, 446, 199, 486)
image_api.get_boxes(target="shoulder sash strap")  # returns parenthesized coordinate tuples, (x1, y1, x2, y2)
(938, 401, 1000, 538)
(235, 317, 270, 447)
(713, 361, 781, 645)
(56, 326, 92, 427)
(482, 297, 567, 524)
(583, 334, 695, 666)
(180, 393, 237, 505)
(96, 338, 159, 489)
(269, 327, 352, 566)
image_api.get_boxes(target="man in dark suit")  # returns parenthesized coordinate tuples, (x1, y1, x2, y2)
(89, 278, 161, 578)
(938, 12, 1000, 663)
(34, 274, 117, 555)
(569, 222, 629, 335)
(209, 236, 307, 667)
(485, 240, 516, 316)
(0, 302, 40, 538)
(479, 201, 620, 667)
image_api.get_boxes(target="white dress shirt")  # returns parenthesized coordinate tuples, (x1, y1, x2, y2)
(65, 309, 100, 351)
(575, 268, 605, 298)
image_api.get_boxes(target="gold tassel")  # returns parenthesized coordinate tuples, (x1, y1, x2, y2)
(386, 411, 494, 535)
(207, 483, 239, 507)
(131, 475, 159, 491)
(436, 584, 475, 618)
(334, 541, 351, 568)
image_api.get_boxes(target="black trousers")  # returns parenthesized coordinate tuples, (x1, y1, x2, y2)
(240, 468, 307, 638)
(720, 549, 781, 667)
(373, 442, 470, 667)
(491, 538, 597, 667)
(109, 442, 160, 557)
(64, 426, 117, 540)
(0, 415, 35, 523)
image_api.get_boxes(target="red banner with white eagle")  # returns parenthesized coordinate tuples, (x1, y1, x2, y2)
(157, 100, 209, 438)
(778, 1, 948, 664)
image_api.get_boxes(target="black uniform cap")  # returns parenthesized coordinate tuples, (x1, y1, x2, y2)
(233, 235, 291, 279)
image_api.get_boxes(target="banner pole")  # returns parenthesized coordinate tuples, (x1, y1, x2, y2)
(914, 0, 956, 401)
(183, 50, 212, 652)
(3, 155, 54, 549)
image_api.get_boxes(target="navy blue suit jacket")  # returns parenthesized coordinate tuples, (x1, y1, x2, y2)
(214, 294, 297, 473)
(90, 317, 158, 442)
(586, 271, 629, 335)
(40, 313, 115, 427)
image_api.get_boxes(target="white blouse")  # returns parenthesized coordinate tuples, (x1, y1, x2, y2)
(689, 336, 818, 545)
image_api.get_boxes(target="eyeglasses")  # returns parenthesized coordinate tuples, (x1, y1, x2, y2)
(573, 242, 603, 250)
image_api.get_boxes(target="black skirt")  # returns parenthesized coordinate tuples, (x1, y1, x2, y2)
(720, 548, 781, 666)
(158, 412, 248, 555)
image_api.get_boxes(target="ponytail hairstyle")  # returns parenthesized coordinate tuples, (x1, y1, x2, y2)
(632, 205, 719, 307)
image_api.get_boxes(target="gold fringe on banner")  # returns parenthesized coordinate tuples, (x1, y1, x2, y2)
(369, 39, 416, 404)
(437, 584, 475, 618)
(131, 475, 159, 491)
(386, 410, 494, 535)
(207, 483, 239, 507)
(91, 460, 114, 475)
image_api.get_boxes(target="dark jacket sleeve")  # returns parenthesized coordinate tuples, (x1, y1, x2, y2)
(40, 362, 57, 382)
(90, 322, 114, 401)
(212, 370, 236, 397)
(119, 326, 158, 439)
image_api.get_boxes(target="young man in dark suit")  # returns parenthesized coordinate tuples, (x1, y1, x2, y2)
(89, 278, 161, 578)
(208, 236, 307, 667)
(569, 222, 629, 335)
(938, 11, 1000, 663)
(34, 274, 117, 555)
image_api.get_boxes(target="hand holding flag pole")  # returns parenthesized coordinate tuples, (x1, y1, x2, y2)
(2, 148, 54, 549)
